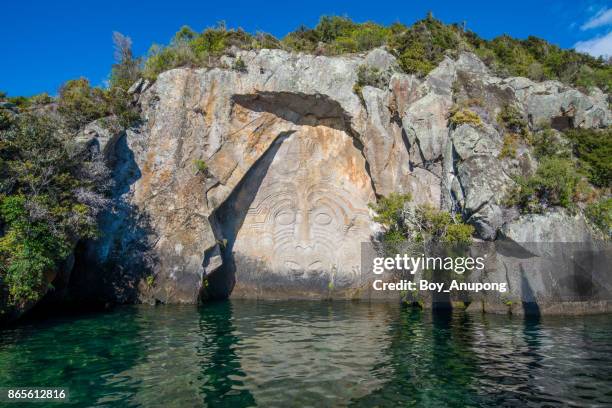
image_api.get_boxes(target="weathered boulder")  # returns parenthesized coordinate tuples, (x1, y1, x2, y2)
(465, 210, 612, 315)
(497, 77, 610, 130)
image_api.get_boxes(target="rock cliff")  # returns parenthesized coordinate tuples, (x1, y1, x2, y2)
(75, 48, 610, 311)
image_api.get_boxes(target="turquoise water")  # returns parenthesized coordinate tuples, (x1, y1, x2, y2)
(1, 301, 612, 407)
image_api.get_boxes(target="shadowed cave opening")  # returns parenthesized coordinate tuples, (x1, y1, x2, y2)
(205, 132, 293, 299)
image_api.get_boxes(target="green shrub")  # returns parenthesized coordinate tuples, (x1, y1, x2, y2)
(6, 96, 29, 109)
(353, 64, 390, 100)
(368, 192, 411, 230)
(388, 14, 464, 77)
(106, 87, 140, 129)
(356, 65, 388, 89)
(444, 223, 476, 245)
(369, 193, 473, 245)
(498, 133, 519, 159)
(585, 198, 612, 238)
(0, 196, 60, 304)
(497, 105, 530, 139)
(194, 159, 208, 174)
(57, 74, 139, 132)
(57, 78, 110, 132)
(0, 109, 14, 131)
(143, 44, 184, 80)
(532, 128, 571, 159)
(253, 32, 282, 50)
(411, 204, 474, 245)
(564, 128, 612, 188)
(28, 93, 54, 106)
(449, 106, 482, 128)
(232, 57, 247, 73)
(192, 27, 228, 56)
(506, 157, 581, 213)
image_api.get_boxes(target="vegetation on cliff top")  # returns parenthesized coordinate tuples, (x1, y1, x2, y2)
(135, 14, 610, 91)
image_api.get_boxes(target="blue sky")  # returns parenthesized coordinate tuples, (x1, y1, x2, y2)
(1, 0, 611, 97)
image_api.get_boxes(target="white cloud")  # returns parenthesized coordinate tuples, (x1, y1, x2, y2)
(574, 31, 612, 57)
(581, 8, 612, 30)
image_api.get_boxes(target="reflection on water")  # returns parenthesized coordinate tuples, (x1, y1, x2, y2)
(1, 301, 612, 407)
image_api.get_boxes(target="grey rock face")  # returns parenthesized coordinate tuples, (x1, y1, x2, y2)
(79, 48, 610, 307)
(465, 210, 612, 315)
(75, 118, 123, 162)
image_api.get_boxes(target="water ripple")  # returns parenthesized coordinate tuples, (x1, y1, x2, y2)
(1, 301, 611, 407)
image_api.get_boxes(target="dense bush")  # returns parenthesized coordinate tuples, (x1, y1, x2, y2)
(57, 78, 138, 133)
(506, 125, 609, 221)
(135, 15, 610, 91)
(0, 33, 143, 314)
(449, 105, 482, 128)
(497, 105, 530, 139)
(58, 33, 141, 133)
(281, 16, 390, 55)
(564, 128, 611, 188)
(410, 204, 475, 245)
(141, 24, 277, 80)
(532, 128, 572, 159)
(585, 198, 611, 238)
(369, 193, 474, 245)
(388, 13, 468, 76)
(506, 157, 582, 213)
(0, 114, 110, 307)
(57, 78, 110, 132)
(353, 64, 391, 100)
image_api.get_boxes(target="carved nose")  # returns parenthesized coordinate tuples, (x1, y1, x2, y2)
(295, 212, 313, 249)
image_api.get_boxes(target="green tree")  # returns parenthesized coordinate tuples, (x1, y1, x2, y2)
(109, 32, 142, 91)
(0, 113, 110, 307)
(57, 78, 109, 132)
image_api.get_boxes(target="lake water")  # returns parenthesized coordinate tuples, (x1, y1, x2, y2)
(1, 301, 611, 407)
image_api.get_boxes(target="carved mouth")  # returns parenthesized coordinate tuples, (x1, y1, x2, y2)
(294, 243, 315, 250)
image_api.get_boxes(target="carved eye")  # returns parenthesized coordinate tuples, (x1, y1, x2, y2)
(308, 261, 323, 271)
(314, 212, 332, 225)
(276, 210, 296, 225)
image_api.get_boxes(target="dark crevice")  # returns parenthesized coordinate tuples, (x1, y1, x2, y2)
(204, 131, 294, 299)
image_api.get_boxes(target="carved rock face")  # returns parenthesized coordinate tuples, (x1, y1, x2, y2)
(231, 126, 375, 292)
